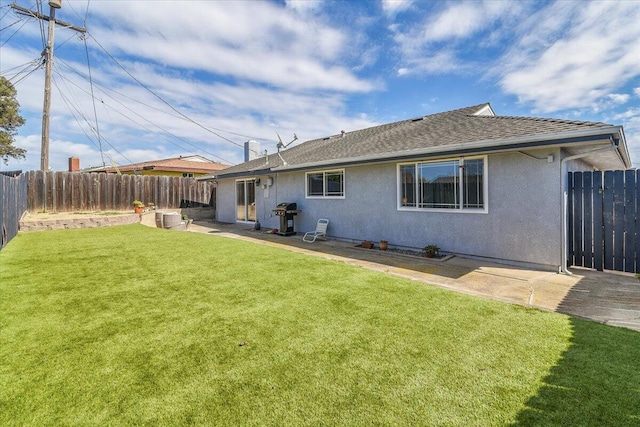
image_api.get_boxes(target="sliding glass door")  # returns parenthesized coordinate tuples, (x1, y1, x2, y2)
(236, 179, 256, 222)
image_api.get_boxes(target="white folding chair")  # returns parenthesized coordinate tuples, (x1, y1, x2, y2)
(303, 218, 329, 242)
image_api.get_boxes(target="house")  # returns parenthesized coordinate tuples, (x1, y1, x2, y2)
(77, 155, 229, 177)
(207, 103, 631, 270)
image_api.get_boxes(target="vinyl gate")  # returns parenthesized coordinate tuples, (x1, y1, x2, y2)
(568, 170, 639, 273)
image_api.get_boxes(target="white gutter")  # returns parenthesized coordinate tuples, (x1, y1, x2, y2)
(560, 142, 623, 275)
(272, 126, 624, 172)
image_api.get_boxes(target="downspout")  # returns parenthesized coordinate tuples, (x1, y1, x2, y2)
(560, 142, 620, 274)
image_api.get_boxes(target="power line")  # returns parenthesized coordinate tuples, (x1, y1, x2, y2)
(84, 0, 90, 26)
(35, 0, 46, 50)
(52, 73, 134, 165)
(83, 35, 104, 167)
(53, 60, 235, 164)
(87, 33, 246, 149)
(0, 4, 11, 20)
(0, 11, 20, 31)
(0, 14, 29, 47)
(7, 59, 43, 86)
(0, 58, 40, 78)
(54, 47, 272, 145)
(54, 30, 80, 50)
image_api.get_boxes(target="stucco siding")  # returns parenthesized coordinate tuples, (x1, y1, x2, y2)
(216, 149, 564, 267)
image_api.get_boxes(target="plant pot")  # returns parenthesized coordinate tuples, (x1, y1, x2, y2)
(380, 240, 388, 251)
(134, 206, 144, 214)
(362, 241, 373, 249)
(425, 253, 435, 258)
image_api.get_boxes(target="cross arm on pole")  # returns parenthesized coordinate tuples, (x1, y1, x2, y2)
(10, 3, 86, 33)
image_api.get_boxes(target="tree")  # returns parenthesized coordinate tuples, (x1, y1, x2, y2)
(0, 76, 26, 165)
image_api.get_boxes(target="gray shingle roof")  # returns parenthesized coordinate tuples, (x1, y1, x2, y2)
(216, 103, 617, 177)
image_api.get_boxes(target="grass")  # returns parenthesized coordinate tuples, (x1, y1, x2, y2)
(1, 225, 639, 426)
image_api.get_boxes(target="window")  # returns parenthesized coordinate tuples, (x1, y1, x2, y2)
(182, 173, 195, 178)
(306, 169, 344, 198)
(399, 157, 486, 211)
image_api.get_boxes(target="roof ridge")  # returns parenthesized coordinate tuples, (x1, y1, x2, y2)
(303, 103, 491, 143)
(473, 114, 611, 127)
(115, 155, 222, 169)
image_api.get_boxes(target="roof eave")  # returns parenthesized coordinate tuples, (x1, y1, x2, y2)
(201, 167, 273, 180)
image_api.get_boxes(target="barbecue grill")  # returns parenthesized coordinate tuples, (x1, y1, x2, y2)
(273, 202, 301, 236)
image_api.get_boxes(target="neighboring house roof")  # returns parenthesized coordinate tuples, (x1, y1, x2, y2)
(87, 155, 230, 174)
(211, 103, 630, 179)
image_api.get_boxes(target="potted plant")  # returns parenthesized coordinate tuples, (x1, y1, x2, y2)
(423, 244, 440, 258)
(362, 240, 374, 249)
(133, 200, 145, 214)
(379, 240, 389, 251)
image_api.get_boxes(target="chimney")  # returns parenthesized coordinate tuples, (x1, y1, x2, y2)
(244, 140, 261, 162)
(69, 157, 80, 172)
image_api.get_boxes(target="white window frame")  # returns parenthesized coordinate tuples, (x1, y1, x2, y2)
(397, 156, 488, 214)
(305, 169, 345, 199)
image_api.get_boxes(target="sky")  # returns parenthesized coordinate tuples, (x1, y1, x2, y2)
(1, 0, 639, 172)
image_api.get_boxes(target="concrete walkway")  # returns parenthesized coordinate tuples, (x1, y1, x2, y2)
(189, 221, 640, 332)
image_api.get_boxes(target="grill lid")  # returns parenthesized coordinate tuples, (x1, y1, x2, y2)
(276, 202, 297, 210)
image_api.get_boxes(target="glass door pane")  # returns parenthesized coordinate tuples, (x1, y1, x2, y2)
(247, 179, 256, 221)
(236, 181, 246, 221)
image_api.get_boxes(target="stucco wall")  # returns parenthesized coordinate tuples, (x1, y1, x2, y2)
(216, 148, 564, 267)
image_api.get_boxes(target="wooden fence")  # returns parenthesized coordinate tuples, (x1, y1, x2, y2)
(26, 171, 215, 213)
(568, 170, 639, 273)
(1, 173, 28, 250)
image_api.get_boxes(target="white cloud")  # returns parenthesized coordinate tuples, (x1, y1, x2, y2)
(391, 0, 519, 75)
(607, 94, 630, 105)
(285, 0, 324, 15)
(613, 108, 640, 167)
(396, 49, 471, 76)
(382, 0, 413, 17)
(86, 1, 373, 92)
(613, 108, 640, 121)
(499, 1, 640, 112)
(420, 1, 509, 43)
(634, 87, 640, 97)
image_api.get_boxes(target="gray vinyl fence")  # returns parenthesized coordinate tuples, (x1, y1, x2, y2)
(26, 171, 215, 213)
(568, 170, 639, 273)
(0, 173, 28, 250)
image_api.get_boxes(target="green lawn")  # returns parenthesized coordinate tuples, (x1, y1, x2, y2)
(1, 225, 639, 426)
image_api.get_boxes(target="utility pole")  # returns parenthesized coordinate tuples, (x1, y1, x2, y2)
(10, 0, 86, 171)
